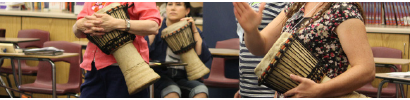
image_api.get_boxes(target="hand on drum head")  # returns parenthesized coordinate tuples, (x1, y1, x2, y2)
(92, 14, 122, 33)
(232, 2, 265, 34)
(83, 25, 105, 38)
(283, 74, 323, 98)
(77, 15, 105, 38)
(180, 17, 198, 33)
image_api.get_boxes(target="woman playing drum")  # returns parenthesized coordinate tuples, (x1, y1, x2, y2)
(73, 2, 160, 98)
(233, 2, 375, 98)
(145, 2, 211, 98)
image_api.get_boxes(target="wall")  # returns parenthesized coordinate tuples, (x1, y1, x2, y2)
(202, 2, 239, 98)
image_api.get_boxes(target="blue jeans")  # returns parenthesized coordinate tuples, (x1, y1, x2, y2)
(80, 61, 149, 98)
(153, 68, 208, 98)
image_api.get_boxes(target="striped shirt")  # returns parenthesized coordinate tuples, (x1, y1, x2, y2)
(237, 2, 288, 98)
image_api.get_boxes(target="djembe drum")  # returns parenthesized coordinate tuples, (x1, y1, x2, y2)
(87, 3, 160, 95)
(254, 32, 368, 98)
(254, 32, 324, 94)
(161, 20, 210, 80)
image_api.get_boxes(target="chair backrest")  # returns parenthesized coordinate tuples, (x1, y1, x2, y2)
(372, 47, 402, 71)
(35, 41, 82, 87)
(17, 29, 50, 48)
(209, 38, 240, 77)
(215, 38, 239, 49)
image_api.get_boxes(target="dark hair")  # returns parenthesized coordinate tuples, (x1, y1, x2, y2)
(165, 2, 192, 9)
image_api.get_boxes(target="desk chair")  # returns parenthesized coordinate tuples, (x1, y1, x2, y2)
(0, 29, 50, 88)
(0, 34, 14, 97)
(204, 38, 240, 88)
(19, 41, 82, 97)
(356, 47, 404, 98)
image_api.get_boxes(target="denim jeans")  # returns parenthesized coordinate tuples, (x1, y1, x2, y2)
(153, 68, 208, 98)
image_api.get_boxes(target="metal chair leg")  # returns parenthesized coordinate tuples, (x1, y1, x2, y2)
(395, 84, 399, 98)
(0, 77, 13, 98)
(377, 80, 390, 98)
(4, 74, 15, 97)
(399, 84, 405, 98)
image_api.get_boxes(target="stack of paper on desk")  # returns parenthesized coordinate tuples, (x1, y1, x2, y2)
(23, 47, 64, 56)
(387, 72, 410, 78)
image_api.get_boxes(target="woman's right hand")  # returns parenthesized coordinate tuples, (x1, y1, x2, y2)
(76, 15, 104, 35)
(233, 2, 265, 34)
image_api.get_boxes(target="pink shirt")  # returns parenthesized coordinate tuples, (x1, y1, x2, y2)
(77, 2, 161, 71)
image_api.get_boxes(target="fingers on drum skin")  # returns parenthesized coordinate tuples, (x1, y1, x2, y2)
(83, 29, 93, 34)
(83, 21, 93, 27)
(91, 27, 104, 32)
(94, 14, 110, 19)
(84, 15, 97, 20)
(92, 20, 103, 24)
(94, 14, 103, 18)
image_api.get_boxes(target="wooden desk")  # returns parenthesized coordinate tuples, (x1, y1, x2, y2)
(376, 73, 410, 98)
(209, 48, 239, 58)
(0, 38, 40, 44)
(373, 57, 410, 73)
(73, 43, 242, 58)
(373, 57, 410, 98)
(0, 37, 40, 49)
(0, 53, 79, 98)
(374, 57, 410, 65)
(149, 62, 188, 68)
(0, 53, 78, 59)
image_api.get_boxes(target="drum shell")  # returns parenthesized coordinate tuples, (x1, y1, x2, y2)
(113, 43, 160, 94)
(180, 49, 210, 80)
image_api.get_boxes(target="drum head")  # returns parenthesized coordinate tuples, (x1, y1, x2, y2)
(161, 20, 189, 37)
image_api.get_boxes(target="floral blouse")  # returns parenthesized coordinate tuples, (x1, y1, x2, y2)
(281, 2, 364, 78)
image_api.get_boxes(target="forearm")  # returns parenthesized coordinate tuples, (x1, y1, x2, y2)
(244, 29, 267, 56)
(243, 12, 285, 56)
(319, 64, 375, 97)
(115, 19, 159, 36)
(193, 31, 203, 55)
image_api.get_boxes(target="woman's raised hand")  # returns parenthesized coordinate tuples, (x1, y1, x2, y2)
(233, 2, 265, 34)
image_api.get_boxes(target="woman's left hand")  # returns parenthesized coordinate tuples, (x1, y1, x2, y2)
(92, 13, 122, 33)
(283, 74, 324, 98)
(180, 17, 198, 33)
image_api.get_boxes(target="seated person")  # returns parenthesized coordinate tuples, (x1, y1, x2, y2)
(145, 2, 212, 98)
